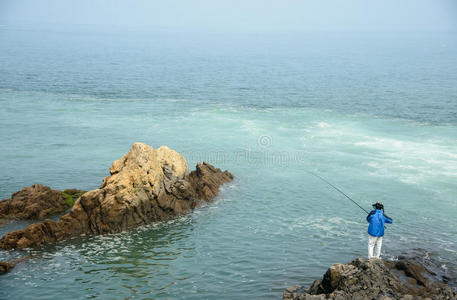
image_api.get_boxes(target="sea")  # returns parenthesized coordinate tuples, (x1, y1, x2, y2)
(0, 24, 456, 299)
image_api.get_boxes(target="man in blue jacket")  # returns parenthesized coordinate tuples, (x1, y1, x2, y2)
(366, 202, 393, 259)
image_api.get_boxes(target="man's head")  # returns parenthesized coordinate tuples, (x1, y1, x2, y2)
(372, 202, 384, 210)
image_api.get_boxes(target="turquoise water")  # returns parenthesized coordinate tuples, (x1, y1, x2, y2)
(0, 25, 456, 299)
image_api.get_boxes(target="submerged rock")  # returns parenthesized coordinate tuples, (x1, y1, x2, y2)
(0, 184, 85, 220)
(0, 261, 15, 274)
(0, 143, 233, 250)
(283, 258, 456, 300)
(0, 256, 32, 275)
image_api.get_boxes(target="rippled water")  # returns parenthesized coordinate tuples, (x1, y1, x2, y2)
(0, 25, 456, 299)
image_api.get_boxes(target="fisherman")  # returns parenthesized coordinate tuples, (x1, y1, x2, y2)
(366, 202, 393, 259)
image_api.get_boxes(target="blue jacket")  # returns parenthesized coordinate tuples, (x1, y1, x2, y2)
(367, 209, 393, 237)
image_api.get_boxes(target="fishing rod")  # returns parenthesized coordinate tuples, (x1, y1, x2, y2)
(308, 172, 369, 214)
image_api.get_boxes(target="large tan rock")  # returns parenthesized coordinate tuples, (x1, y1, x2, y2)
(0, 143, 233, 250)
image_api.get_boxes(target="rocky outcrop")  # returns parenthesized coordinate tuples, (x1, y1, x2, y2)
(283, 258, 456, 300)
(0, 143, 233, 250)
(0, 184, 85, 220)
(189, 162, 233, 201)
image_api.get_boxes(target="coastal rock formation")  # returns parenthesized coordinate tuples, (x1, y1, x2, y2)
(283, 258, 456, 300)
(189, 162, 233, 201)
(0, 143, 233, 250)
(0, 184, 85, 220)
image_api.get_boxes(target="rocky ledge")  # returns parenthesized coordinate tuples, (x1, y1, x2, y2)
(284, 258, 456, 300)
(0, 184, 85, 220)
(0, 143, 233, 250)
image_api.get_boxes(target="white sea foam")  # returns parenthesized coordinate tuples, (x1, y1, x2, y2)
(317, 122, 331, 128)
(304, 120, 457, 186)
(240, 120, 264, 137)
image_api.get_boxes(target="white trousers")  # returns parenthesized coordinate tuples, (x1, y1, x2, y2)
(368, 235, 383, 259)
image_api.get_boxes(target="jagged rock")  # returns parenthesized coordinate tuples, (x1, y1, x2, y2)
(0, 184, 84, 220)
(189, 162, 234, 201)
(283, 258, 456, 300)
(0, 143, 233, 250)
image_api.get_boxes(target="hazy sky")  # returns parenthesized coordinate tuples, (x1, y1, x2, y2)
(1, 0, 456, 32)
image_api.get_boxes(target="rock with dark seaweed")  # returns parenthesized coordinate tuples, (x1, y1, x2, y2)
(283, 258, 456, 300)
(0, 143, 233, 250)
(0, 184, 85, 221)
(61, 189, 87, 207)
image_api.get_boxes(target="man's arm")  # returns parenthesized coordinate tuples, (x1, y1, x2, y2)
(383, 213, 393, 224)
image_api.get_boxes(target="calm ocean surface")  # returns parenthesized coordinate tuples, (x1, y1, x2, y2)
(0, 25, 456, 299)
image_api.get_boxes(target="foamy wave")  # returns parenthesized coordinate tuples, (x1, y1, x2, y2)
(317, 122, 331, 128)
(304, 120, 457, 185)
